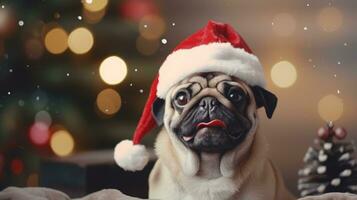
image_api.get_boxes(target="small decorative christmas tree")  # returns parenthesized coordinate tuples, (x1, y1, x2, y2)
(298, 122, 357, 197)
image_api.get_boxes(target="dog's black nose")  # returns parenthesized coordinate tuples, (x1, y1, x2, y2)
(199, 96, 218, 111)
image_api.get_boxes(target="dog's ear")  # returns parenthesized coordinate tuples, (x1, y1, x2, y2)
(251, 86, 278, 119)
(152, 98, 165, 126)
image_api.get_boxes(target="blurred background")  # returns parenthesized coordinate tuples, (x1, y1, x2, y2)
(0, 0, 356, 197)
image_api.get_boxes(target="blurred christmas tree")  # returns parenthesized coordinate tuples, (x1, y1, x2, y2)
(298, 123, 357, 197)
(0, 0, 166, 189)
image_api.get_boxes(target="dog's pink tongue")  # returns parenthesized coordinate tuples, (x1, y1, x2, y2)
(197, 119, 226, 129)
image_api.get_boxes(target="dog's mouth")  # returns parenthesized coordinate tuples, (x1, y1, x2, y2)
(173, 101, 252, 153)
(197, 119, 227, 129)
(177, 116, 251, 153)
(181, 119, 227, 142)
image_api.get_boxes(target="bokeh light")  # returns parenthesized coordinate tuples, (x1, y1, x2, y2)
(139, 15, 165, 39)
(317, 7, 343, 32)
(68, 27, 94, 54)
(99, 56, 128, 85)
(272, 13, 296, 37)
(82, 8, 106, 24)
(96, 88, 122, 115)
(0, 9, 16, 37)
(318, 94, 344, 122)
(35, 110, 52, 126)
(120, 0, 159, 22)
(50, 130, 75, 157)
(136, 36, 159, 55)
(271, 61, 297, 88)
(29, 122, 50, 146)
(0, 9, 9, 30)
(41, 22, 60, 38)
(44, 27, 68, 54)
(10, 159, 24, 175)
(83, 0, 108, 12)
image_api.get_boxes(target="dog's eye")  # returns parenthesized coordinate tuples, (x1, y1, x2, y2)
(174, 90, 190, 107)
(227, 88, 243, 102)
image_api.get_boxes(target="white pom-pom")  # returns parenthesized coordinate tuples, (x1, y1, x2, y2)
(114, 140, 150, 172)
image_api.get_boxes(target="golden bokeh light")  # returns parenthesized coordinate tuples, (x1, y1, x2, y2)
(83, 0, 108, 12)
(317, 7, 343, 32)
(272, 13, 296, 37)
(82, 8, 106, 24)
(99, 56, 128, 85)
(136, 36, 159, 55)
(0, 9, 9, 30)
(96, 88, 122, 115)
(0, 9, 17, 37)
(68, 27, 94, 54)
(318, 94, 344, 122)
(139, 15, 165, 40)
(271, 61, 297, 88)
(44, 28, 68, 54)
(50, 130, 75, 157)
(41, 22, 60, 38)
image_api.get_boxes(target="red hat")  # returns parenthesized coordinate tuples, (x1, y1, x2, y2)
(114, 20, 265, 171)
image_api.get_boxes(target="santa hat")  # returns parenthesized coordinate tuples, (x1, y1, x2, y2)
(114, 20, 265, 171)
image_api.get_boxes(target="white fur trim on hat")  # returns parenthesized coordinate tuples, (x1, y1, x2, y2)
(114, 140, 149, 171)
(157, 42, 265, 98)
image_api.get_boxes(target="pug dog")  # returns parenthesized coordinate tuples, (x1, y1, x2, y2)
(148, 72, 295, 200)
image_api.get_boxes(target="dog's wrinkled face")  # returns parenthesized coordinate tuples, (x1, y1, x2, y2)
(151, 72, 277, 176)
(169, 73, 252, 153)
(153, 72, 277, 154)
(159, 73, 255, 153)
